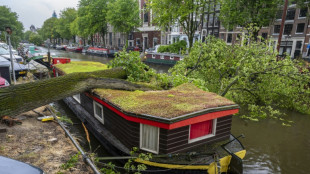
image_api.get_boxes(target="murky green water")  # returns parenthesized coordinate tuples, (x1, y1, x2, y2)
(48, 48, 310, 174)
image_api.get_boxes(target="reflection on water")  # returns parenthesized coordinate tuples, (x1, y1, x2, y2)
(48, 48, 310, 174)
(232, 112, 310, 174)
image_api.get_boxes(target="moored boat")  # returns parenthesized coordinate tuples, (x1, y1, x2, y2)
(145, 52, 184, 65)
(53, 61, 246, 174)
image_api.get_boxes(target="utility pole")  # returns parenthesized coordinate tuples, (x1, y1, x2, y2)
(277, 0, 288, 53)
(5, 27, 16, 84)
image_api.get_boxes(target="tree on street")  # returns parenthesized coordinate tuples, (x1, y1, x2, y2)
(107, 0, 140, 47)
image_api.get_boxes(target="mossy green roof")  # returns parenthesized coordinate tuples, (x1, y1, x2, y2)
(93, 83, 236, 118)
(54, 61, 108, 74)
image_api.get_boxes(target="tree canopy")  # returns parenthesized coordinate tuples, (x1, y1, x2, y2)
(149, 0, 207, 49)
(0, 6, 24, 47)
(169, 37, 310, 123)
(219, 0, 283, 38)
(40, 17, 60, 43)
(57, 8, 77, 41)
(107, 0, 140, 46)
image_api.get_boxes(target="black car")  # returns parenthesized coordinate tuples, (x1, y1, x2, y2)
(0, 156, 44, 174)
(0, 56, 28, 79)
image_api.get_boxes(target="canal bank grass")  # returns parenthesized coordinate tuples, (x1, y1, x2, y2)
(54, 61, 108, 74)
(0, 106, 92, 174)
(94, 83, 236, 118)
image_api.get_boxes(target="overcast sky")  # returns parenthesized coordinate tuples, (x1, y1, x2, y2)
(0, 0, 79, 30)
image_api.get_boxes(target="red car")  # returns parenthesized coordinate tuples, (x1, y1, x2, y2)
(0, 77, 10, 88)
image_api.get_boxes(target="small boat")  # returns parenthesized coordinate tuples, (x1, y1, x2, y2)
(86, 47, 118, 57)
(53, 61, 246, 174)
(145, 52, 184, 65)
(65, 46, 83, 53)
(55, 45, 67, 50)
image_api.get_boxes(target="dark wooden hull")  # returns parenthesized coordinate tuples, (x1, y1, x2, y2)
(62, 93, 245, 174)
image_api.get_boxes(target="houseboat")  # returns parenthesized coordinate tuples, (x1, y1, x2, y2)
(86, 47, 118, 57)
(65, 46, 83, 53)
(145, 52, 184, 65)
(53, 61, 246, 174)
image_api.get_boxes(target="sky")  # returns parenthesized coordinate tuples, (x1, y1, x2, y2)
(0, 0, 79, 30)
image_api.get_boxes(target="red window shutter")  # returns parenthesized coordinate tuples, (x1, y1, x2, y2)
(190, 119, 213, 140)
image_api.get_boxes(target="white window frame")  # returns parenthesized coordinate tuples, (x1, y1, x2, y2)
(140, 124, 159, 154)
(160, 55, 164, 59)
(152, 54, 155, 59)
(73, 94, 81, 104)
(170, 56, 174, 60)
(93, 101, 104, 124)
(188, 119, 217, 143)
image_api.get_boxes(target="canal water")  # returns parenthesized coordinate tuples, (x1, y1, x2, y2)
(48, 48, 310, 174)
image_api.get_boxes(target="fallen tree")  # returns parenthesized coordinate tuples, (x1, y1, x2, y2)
(0, 68, 154, 117)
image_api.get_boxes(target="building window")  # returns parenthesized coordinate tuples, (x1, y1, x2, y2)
(274, 25, 280, 34)
(93, 101, 104, 124)
(188, 119, 217, 143)
(286, 9, 295, 20)
(153, 37, 158, 47)
(140, 124, 159, 154)
(284, 24, 293, 35)
(227, 34, 232, 43)
(73, 94, 81, 104)
(299, 8, 307, 18)
(276, 10, 283, 19)
(262, 33, 268, 40)
(296, 23, 305, 33)
(143, 3, 148, 23)
(136, 38, 140, 47)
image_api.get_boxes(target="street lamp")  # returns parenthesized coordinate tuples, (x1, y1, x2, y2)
(5, 27, 16, 84)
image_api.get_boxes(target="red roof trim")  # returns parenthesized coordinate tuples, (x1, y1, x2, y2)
(86, 93, 239, 130)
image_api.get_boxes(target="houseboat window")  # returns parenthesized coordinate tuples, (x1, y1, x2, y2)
(188, 119, 217, 143)
(73, 94, 81, 104)
(93, 101, 104, 124)
(140, 124, 159, 154)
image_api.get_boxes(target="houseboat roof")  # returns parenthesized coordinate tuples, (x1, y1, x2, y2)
(54, 61, 108, 74)
(93, 83, 237, 119)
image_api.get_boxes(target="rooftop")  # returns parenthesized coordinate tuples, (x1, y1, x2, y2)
(54, 61, 108, 74)
(94, 83, 236, 118)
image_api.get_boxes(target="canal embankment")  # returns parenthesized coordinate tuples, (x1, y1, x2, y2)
(0, 105, 93, 174)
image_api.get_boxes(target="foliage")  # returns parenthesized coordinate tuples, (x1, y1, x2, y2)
(170, 37, 310, 121)
(77, 0, 109, 46)
(60, 152, 80, 170)
(23, 30, 33, 41)
(219, 0, 283, 38)
(29, 33, 43, 46)
(149, 0, 207, 49)
(57, 8, 77, 40)
(157, 40, 187, 54)
(107, 0, 140, 47)
(0, 6, 24, 47)
(109, 50, 156, 82)
(124, 147, 150, 174)
(40, 17, 60, 42)
(109, 50, 206, 89)
(100, 162, 118, 174)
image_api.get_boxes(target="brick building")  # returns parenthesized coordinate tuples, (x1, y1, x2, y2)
(133, 0, 162, 51)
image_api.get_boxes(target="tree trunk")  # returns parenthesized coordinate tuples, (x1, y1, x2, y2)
(0, 68, 154, 117)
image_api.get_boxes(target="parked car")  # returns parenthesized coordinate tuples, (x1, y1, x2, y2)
(0, 57, 28, 79)
(0, 156, 44, 174)
(0, 47, 24, 63)
(0, 42, 18, 55)
(0, 77, 10, 88)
